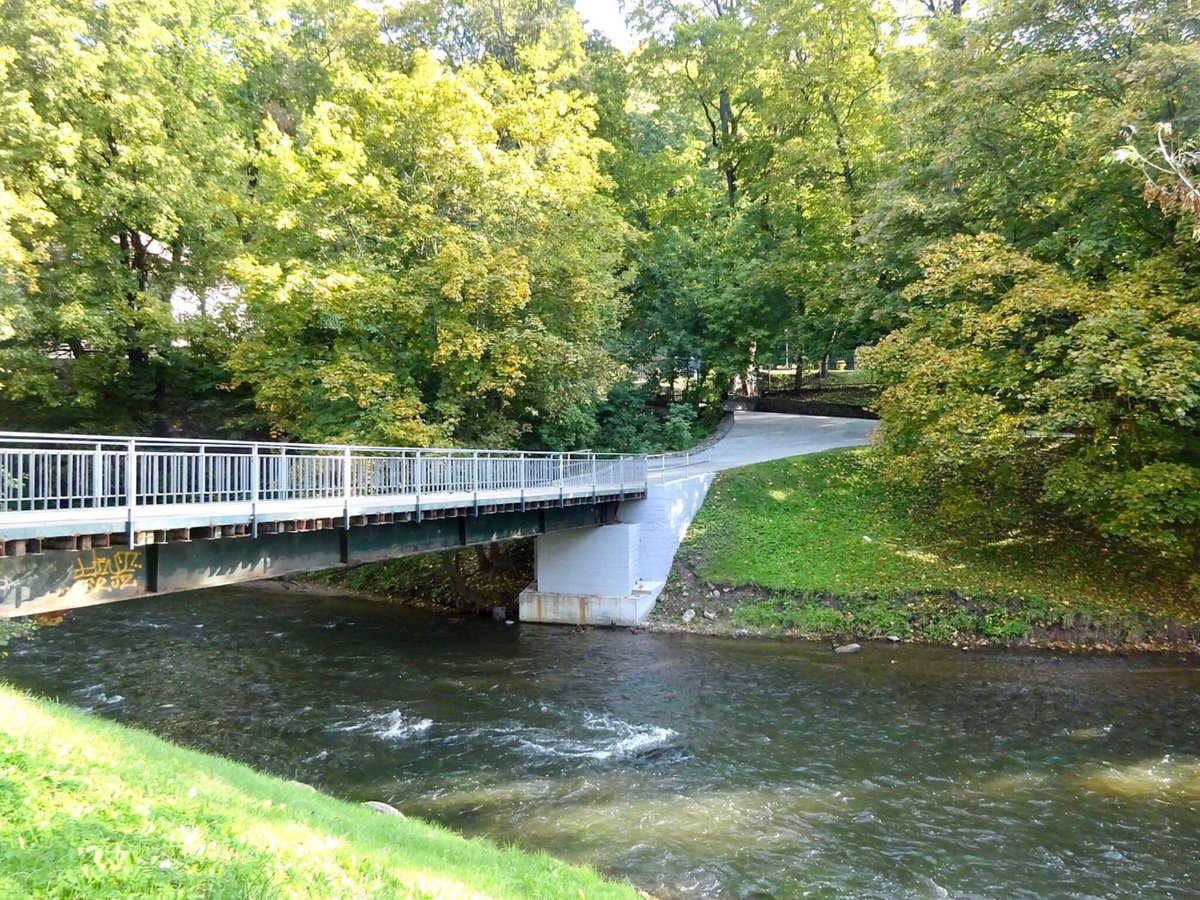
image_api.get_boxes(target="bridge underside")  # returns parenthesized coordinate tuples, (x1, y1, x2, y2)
(0, 501, 623, 618)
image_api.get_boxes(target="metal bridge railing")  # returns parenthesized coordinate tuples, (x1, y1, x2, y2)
(646, 447, 712, 481)
(0, 432, 648, 529)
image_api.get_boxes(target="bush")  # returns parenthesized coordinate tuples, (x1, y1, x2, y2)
(870, 235, 1200, 560)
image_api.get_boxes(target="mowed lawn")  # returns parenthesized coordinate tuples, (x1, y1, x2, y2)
(678, 449, 1199, 639)
(0, 686, 638, 899)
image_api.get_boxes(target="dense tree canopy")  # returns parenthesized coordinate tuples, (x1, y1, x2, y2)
(1, 0, 1197, 555)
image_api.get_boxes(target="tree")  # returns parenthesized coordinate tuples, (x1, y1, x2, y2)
(621, 0, 891, 388)
(229, 11, 630, 448)
(1131, 124, 1199, 238)
(868, 232, 1200, 554)
(0, 0, 276, 433)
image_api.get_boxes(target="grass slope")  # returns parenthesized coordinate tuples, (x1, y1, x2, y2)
(673, 449, 1199, 646)
(0, 686, 638, 899)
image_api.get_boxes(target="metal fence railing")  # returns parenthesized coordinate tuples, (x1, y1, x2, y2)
(0, 433, 649, 538)
(646, 447, 713, 480)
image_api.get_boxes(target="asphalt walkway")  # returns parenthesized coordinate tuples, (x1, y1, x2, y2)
(699, 411, 877, 472)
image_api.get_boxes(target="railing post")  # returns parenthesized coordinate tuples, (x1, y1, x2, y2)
(342, 447, 352, 529)
(591, 453, 597, 502)
(519, 452, 526, 511)
(250, 444, 260, 538)
(414, 450, 422, 522)
(125, 438, 136, 547)
(472, 450, 479, 516)
(92, 442, 103, 508)
(198, 446, 206, 503)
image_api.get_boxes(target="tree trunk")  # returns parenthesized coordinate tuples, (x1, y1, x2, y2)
(121, 229, 168, 434)
(719, 88, 737, 206)
(441, 551, 480, 609)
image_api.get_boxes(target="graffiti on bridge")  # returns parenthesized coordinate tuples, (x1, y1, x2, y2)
(71, 550, 143, 591)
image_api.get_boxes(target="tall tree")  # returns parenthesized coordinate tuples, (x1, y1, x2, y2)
(230, 7, 630, 448)
(0, 0, 274, 433)
(864, 0, 1200, 554)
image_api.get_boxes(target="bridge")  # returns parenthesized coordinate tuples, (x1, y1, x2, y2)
(0, 432, 656, 619)
(0, 414, 876, 623)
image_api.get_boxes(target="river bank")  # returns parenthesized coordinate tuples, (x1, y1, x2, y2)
(648, 448, 1200, 653)
(289, 443, 1200, 653)
(0, 684, 639, 898)
(6, 589, 1200, 898)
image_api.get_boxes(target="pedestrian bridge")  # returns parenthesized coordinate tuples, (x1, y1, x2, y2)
(0, 415, 876, 622)
(0, 431, 659, 618)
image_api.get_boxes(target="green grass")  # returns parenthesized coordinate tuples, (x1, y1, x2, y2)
(680, 449, 1199, 644)
(0, 685, 638, 899)
(789, 385, 879, 407)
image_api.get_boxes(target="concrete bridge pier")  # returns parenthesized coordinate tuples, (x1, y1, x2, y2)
(519, 473, 714, 626)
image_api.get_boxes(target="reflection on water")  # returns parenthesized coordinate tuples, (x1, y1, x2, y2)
(4, 588, 1200, 898)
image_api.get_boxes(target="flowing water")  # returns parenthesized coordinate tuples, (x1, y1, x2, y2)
(4, 587, 1200, 898)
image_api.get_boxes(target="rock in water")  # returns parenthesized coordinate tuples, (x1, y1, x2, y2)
(364, 801, 404, 817)
(492, 606, 507, 622)
(834, 642, 862, 654)
(681, 609, 696, 624)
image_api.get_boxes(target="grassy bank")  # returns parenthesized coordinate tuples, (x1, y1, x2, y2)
(656, 449, 1200, 650)
(0, 686, 638, 899)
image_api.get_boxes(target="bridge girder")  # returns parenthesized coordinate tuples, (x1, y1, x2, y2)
(0, 501, 626, 618)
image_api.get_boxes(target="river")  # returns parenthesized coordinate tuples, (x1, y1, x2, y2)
(4, 587, 1200, 898)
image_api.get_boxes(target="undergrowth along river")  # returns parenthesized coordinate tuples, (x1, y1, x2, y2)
(5, 587, 1200, 897)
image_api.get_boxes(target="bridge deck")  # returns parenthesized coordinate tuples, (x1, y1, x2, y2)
(0, 483, 637, 544)
(0, 432, 648, 550)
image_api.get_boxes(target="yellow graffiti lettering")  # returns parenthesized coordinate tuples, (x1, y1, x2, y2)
(71, 551, 142, 591)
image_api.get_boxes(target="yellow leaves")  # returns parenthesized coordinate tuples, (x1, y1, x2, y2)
(318, 359, 394, 410)
(312, 271, 364, 303)
(897, 548, 941, 564)
(434, 322, 487, 364)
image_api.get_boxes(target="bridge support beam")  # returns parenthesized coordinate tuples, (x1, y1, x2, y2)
(0, 503, 619, 618)
(519, 473, 714, 626)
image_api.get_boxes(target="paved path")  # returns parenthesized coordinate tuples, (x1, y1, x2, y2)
(699, 411, 877, 472)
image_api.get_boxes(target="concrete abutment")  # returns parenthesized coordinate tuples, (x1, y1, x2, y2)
(519, 473, 713, 626)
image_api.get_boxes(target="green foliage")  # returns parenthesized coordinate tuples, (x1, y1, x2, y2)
(843, 600, 913, 640)
(660, 404, 698, 451)
(589, 381, 708, 453)
(0, 0, 269, 434)
(320, 541, 533, 613)
(869, 234, 1200, 556)
(593, 381, 661, 453)
(616, 0, 893, 388)
(732, 598, 848, 636)
(915, 607, 981, 644)
(0, 0, 629, 447)
(0, 618, 32, 651)
(228, 34, 631, 447)
(727, 593, 1045, 643)
(727, 591, 1077, 642)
